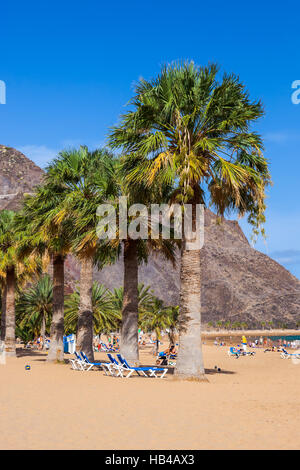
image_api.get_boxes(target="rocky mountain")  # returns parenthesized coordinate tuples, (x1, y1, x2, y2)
(65, 210, 300, 328)
(1, 145, 300, 327)
(0, 145, 44, 210)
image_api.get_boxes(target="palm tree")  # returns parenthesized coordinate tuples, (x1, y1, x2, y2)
(139, 297, 172, 355)
(54, 147, 176, 365)
(16, 275, 53, 348)
(0, 279, 6, 342)
(115, 158, 176, 365)
(15, 322, 36, 345)
(110, 283, 156, 315)
(233, 321, 241, 330)
(48, 146, 119, 360)
(0, 210, 38, 355)
(16, 181, 72, 362)
(109, 61, 271, 379)
(0, 211, 17, 355)
(64, 282, 121, 337)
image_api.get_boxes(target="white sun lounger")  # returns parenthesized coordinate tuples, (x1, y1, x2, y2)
(107, 353, 168, 379)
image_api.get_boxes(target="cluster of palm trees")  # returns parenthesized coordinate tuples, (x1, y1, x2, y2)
(207, 320, 250, 331)
(11, 275, 177, 350)
(0, 61, 270, 380)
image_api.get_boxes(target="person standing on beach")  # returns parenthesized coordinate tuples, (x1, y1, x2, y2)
(242, 335, 247, 352)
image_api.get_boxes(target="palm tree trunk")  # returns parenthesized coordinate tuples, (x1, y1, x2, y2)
(1, 284, 7, 342)
(174, 189, 206, 380)
(76, 256, 94, 361)
(47, 254, 65, 362)
(120, 239, 139, 366)
(156, 332, 160, 355)
(169, 327, 176, 347)
(41, 312, 46, 350)
(5, 268, 16, 356)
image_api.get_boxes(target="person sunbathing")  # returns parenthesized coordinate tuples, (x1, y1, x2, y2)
(156, 344, 177, 365)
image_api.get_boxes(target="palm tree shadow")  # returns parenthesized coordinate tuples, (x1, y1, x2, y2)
(142, 365, 236, 376)
(17, 349, 70, 364)
(205, 368, 236, 375)
(16, 348, 48, 359)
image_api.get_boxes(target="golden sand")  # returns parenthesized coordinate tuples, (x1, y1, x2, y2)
(0, 343, 299, 450)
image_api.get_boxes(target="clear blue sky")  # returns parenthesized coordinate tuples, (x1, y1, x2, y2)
(1, 0, 299, 278)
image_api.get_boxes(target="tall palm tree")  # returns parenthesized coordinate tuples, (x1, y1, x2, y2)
(49, 146, 119, 360)
(52, 147, 175, 364)
(0, 279, 6, 342)
(109, 61, 271, 379)
(0, 210, 38, 356)
(113, 157, 176, 366)
(16, 274, 53, 348)
(0, 211, 17, 355)
(16, 181, 72, 362)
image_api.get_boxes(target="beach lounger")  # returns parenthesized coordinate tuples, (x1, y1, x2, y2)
(228, 347, 255, 358)
(106, 353, 126, 377)
(69, 357, 79, 370)
(116, 353, 168, 379)
(107, 353, 150, 378)
(74, 351, 88, 370)
(80, 352, 114, 375)
(280, 349, 300, 360)
(228, 347, 241, 358)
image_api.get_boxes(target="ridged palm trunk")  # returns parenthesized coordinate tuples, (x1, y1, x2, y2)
(41, 313, 46, 350)
(174, 189, 206, 380)
(168, 327, 176, 347)
(1, 284, 7, 342)
(5, 267, 16, 356)
(47, 254, 65, 362)
(120, 239, 139, 366)
(76, 256, 94, 361)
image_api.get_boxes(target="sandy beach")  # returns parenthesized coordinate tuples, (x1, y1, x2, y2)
(1, 342, 299, 450)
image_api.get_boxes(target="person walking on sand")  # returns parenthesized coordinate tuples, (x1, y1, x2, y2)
(242, 335, 247, 352)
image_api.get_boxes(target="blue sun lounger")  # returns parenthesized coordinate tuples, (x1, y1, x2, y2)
(80, 351, 114, 374)
(114, 353, 168, 379)
(280, 348, 300, 360)
(106, 353, 128, 376)
(228, 347, 241, 358)
(72, 351, 87, 370)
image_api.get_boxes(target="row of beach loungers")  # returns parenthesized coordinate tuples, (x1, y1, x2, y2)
(228, 346, 300, 360)
(279, 348, 300, 360)
(70, 351, 168, 379)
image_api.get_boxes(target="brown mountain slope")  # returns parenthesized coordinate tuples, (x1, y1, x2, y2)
(0, 145, 44, 210)
(64, 209, 300, 327)
(1, 145, 299, 327)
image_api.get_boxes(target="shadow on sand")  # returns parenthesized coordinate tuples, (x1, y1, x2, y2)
(16, 350, 236, 376)
(142, 364, 236, 376)
(16, 348, 48, 361)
